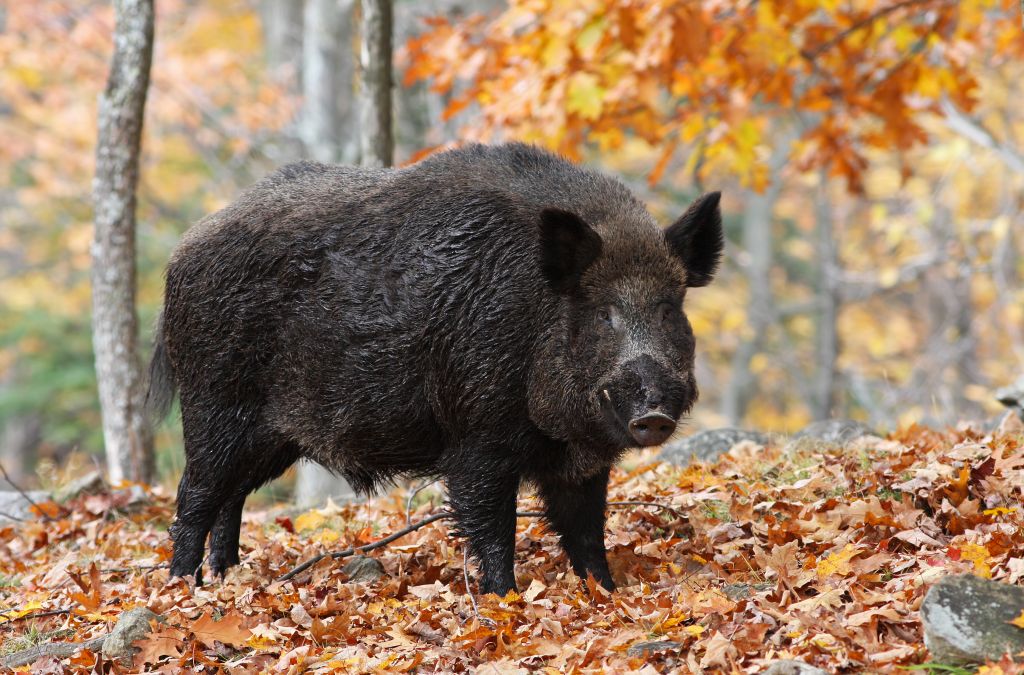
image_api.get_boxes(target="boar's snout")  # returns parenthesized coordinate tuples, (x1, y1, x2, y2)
(628, 412, 676, 446)
(599, 355, 694, 448)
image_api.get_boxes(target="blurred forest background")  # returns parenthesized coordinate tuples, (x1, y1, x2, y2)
(0, 0, 1022, 497)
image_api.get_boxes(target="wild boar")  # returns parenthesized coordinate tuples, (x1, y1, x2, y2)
(148, 142, 723, 594)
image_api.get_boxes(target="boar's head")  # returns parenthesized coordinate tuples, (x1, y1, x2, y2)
(530, 192, 723, 456)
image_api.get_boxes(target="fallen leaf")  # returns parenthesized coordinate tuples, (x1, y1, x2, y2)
(191, 610, 252, 647)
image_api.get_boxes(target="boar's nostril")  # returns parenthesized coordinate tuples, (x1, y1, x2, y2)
(627, 413, 676, 447)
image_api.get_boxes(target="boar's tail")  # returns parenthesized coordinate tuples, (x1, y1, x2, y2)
(145, 312, 177, 422)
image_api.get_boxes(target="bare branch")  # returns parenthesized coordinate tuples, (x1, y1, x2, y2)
(275, 502, 673, 585)
(940, 99, 1024, 174)
(805, 0, 948, 59)
(0, 462, 68, 521)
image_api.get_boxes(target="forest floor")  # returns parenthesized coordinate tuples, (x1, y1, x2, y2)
(2, 424, 1024, 673)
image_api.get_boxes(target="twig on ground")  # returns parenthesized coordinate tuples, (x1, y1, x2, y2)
(607, 500, 687, 519)
(461, 545, 488, 625)
(100, 563, 169, 574)
(405, 480, 439, 526)
(0, 509, 24, 522)
(274, 503, 665, 585)
(275, 511, 452, 583)
(0, 607, 74, 626)
(0, 462, 69, 521)
(1, 633, 107, 669)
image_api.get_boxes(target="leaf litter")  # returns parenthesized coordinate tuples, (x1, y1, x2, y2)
(2, 425, 1024, 672)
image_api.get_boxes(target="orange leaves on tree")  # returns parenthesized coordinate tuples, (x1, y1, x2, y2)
(403, 0, 1021, 192)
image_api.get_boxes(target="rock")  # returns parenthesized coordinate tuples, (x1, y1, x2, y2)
(790, 419, 878, 446)
(921, 574, 1024, 665)
(343, 555, 385, 583)
(721, 582, 774, 601)
(660, 428, 771, 464)
(996, 375, 1024, 420)
(101, 607, 162, 664)
(0, 490, 51, 522)
(55, 471, 106, 502)
(627, 640, 684, 657)
(760, 659, 829, 675)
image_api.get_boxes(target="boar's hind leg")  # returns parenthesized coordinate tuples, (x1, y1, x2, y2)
(447, 466, 519, 596)
(206, 442, 301, 578)
(537, 467, 615, 591)
(170, 406, 262, 584)
(169, 458, 222, 584)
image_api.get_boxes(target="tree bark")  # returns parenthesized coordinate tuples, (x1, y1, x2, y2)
(358, 0, 393, 167)
(720, 182, 777, 425)
(812, 174, 840, 420)
(301, 0, 353, 163)
(719, 134, 794, 425)
(91, 0, 155, 484)
(260, 0, 304, 82)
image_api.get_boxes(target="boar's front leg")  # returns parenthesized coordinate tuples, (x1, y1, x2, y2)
(537, 467, 615, 591)
(447, 464, 519, 596)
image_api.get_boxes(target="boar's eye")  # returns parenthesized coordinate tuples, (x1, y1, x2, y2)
(596, 307, 614, 327)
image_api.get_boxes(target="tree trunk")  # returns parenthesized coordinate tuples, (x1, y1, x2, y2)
(720, 183, 776, 425)
(719, 135, 793, 426)
(301, 0, 354, 163)
(294, 460, 357, 508)
(358, 0, 393, 167)
(260, 0, 304, 82)
(812, 174, 840, 420)
(0, 363, 40, 486)
(91, 0, 155, 484)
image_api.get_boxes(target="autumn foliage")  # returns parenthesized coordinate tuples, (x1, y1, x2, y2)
(4, 423, 1024, 671)
(406, 0, 1023, 190)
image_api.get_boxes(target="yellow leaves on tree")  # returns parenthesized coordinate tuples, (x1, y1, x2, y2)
(404, 0, 1024, 192)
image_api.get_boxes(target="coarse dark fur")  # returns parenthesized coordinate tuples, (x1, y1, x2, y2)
(150, 142, 723, 594)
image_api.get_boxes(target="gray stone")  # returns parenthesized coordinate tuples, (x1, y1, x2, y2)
(760, 660, 829, 675)
(790, 419, 877, 445)
(921, 574, 1024, 664)
(0, 490, 51, 522)
(627, 640, 684, 657)
(996, 376, 1024, 420)
(343, 555, 385, 583)
(721, 582, 774, 601)
(55, 470, 106, 502)
(101, 607, 162, 664)
(660, 428, 770, 465)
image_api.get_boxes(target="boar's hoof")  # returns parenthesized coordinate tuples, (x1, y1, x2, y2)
(628, 413, 676, 446)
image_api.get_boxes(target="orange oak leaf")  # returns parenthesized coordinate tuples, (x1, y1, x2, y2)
(190, 611, 252, 647)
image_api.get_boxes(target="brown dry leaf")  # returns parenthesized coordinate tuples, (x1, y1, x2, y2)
(191, 610, 252, 647)
(700, 630, 739, 670)
(134, 626, 186, 665)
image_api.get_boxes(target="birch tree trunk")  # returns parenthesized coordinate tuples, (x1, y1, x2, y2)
(358, 0, 393, 167)
(719, 134, 793, 426)
(812, 175, 840, 420)
(91, 0, 155, 484)
(301, 0, 355, 163)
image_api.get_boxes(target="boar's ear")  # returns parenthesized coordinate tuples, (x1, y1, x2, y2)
(538, 208, 603, 293)
(664, 191, 723, 288)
